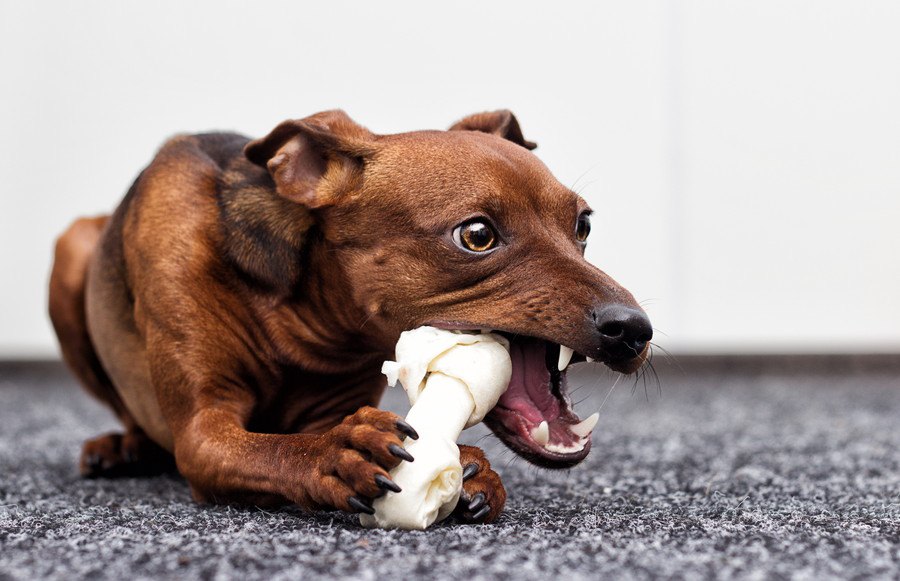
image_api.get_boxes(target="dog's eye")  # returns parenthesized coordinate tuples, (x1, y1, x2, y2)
(453, 220, 498, 253)
(575, 213, 591, 243)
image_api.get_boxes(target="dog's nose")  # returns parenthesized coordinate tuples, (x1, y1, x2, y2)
(592, 305, 653, 361)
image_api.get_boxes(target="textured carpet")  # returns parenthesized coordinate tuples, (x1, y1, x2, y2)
(0, 359, 898, 580)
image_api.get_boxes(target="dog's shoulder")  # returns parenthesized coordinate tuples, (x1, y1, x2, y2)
(213, 134, 315, 295)
(105, 131, 313, 299)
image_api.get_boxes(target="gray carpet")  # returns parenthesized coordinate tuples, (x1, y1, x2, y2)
(1, 359, 898, 580)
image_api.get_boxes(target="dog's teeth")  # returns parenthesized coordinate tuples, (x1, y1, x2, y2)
(569, 412, 599, 438)
(557, 345, 575, 371)
(544, 440, 587, 454)
(586, 356, 595, 363)
(531, 421, 550, 445)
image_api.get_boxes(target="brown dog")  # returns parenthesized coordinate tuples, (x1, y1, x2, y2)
(48, 110, 652, 523)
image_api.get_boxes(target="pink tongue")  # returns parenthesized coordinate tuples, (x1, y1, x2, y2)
(497, 339, 561, 424)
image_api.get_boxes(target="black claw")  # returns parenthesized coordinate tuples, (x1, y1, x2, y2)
(374, 473, 402, 493)
(388, 443, 414, 462)
(395, 420, 419, 440)
(468, 492, 486, 512)
(471, 504, 490, 521)
(462, 463, 479, 481)
(348, 496, 375, 515)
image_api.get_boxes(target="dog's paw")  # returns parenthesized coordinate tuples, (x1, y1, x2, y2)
(453, 445, 506, 523)
(80, 431, 175, 478)
(308, 406, 418, 515)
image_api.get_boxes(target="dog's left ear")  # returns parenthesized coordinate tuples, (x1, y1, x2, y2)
(244, 110, 375, 208)
(449, 110, 537, 150)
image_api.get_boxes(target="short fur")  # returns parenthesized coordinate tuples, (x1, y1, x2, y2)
(48, 110, 650, 522)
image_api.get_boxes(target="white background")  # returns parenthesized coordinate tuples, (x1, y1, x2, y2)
(2, 1, 899, 357)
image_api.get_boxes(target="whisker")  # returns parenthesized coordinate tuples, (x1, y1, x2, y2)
(503, 452, 521, 471)
(568, 363, 606, 396)
(570, 161, 603, 193)
(471, 432, 494, 446)
(641, 361, 650, 402)
(567, 378, 595, 396)
(573, 179, 599, 195)
(596, 373, 623, 414)
(650, 341, 685, 377)
(651, 326, 672, 338)
(358, 311, 376, 330)
(646, 346, 663, 398)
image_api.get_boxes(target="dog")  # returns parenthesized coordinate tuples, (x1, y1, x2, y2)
(48, 110, 652, 523)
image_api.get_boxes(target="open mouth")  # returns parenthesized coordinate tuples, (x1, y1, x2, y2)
(427, 322, 601, 468)
(483, 335, 597, 468)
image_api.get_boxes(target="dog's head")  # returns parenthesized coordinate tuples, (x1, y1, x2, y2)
(245, 110, 652, 468)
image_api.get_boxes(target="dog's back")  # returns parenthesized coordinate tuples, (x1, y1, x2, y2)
(50, 132, 251, 458)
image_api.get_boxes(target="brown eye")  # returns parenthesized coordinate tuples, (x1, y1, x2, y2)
(453, 220, 498, 252)
(576, 213, 591, 242)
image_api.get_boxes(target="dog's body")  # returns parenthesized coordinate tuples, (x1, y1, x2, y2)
(49, 110, 652, 522)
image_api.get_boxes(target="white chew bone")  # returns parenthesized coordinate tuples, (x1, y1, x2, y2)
(360, 326, 512, 530)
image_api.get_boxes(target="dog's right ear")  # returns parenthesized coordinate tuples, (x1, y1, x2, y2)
(449, 110, 537, 150)
(244, 110, 375, 208)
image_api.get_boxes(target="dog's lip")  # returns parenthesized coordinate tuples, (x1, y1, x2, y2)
(424, 321, 590, 373)
(424, 320, 585, 354)
(425, 320, 491, 332)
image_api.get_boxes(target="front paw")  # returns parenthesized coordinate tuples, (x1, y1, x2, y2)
(453, 445, 506, 523)
(307, 406, 418, 515)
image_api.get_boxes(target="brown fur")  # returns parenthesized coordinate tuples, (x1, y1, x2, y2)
(48, 110, 649, 523)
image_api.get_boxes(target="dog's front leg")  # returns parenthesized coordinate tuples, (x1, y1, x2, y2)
(171, 403, 414, 514)
(454, 445, 507, 523)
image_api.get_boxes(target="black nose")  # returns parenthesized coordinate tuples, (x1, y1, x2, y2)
(592, 305, 653, 361)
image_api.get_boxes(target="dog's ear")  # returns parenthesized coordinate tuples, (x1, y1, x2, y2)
(449, 110, 537, 150)
(244, 110, 375, 208)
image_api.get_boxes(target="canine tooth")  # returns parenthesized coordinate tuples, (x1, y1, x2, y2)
(557, 345, 574, 371)
(569, 412, 599, 438)
(586, 357, 595, 363)
(532, 421, 550, 445)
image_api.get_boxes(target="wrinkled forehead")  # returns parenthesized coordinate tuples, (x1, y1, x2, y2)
(364, 130, 575, 219)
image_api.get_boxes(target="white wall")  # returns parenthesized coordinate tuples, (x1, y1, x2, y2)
(1, 0, 899, 357)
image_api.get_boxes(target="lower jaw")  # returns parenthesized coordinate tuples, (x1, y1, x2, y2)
(484, 408, 592, 469)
